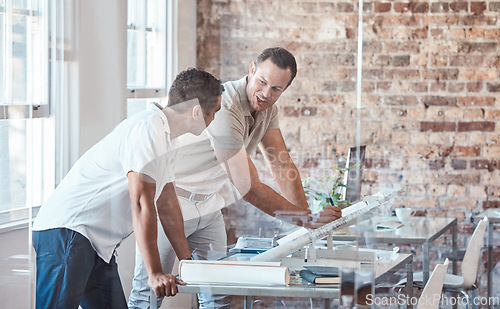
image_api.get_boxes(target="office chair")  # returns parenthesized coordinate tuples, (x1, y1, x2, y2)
(416, 258, 449, 309)
(398, 217, 488, 309)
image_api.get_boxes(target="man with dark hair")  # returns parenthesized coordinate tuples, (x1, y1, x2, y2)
(32, 68, 223, 309)
(129, 47, 342, 309)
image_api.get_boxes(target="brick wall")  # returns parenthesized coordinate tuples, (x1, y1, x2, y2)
(197, 0, 499, 299)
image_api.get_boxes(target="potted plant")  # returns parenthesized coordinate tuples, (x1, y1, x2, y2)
(302, 165, 356, 213)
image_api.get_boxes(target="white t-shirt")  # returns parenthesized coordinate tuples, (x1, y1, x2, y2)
(173, 76, 280, 220)
(33, 108, 177, 263)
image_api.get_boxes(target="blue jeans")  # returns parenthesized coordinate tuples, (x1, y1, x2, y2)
(128, 209, 230, 309)
(33, 228, 127, 309)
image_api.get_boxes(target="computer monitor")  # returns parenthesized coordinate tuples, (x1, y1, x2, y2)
(340, 145, 366, 204)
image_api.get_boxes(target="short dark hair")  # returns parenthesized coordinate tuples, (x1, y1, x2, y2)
(168, 68, 224, 115)
(256, 47, 297, 86)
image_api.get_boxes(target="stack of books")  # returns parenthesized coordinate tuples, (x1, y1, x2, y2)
(299, 266, 340, 284)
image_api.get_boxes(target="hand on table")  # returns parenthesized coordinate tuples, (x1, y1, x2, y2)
(149, 273, 186, 297)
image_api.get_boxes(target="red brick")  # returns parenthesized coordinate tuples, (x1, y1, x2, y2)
(487, 83, 500, 92)
(491, 2, 500, 11)
(471, 2, 487, 13)
(448, 83, 464, 92)
(430, 28, 445, 39)
(451, 146, 481, 157)
(485, 29, 500, 40)
(460, 15, 497, 26)
(457, 97, 495, 107)
(431, 2, 449, 12)
(429, 159, 445, 170)
(483, 201, 500, 209)
(420, 121, 457, 132)
(301, 107, 317, 117)
(410, 2, 429, 13)
(377, 81, 392, 91)
(283, 106, 300, 117)
(457, 121, 495, 132)
(449, 55, 484, 66)
(393, 55, 411, 66)
(385, 96, 419, 106)
(345, 28, 356, 39)
(412, 28, 428, 39)
(441, 173, 480, 185)
(467, 82, 483, 92)
(394, 2, 410, 13)
(450, 2, 468, 12)
(458, 42, 497, 53)
(385, 42, 420, 53)
(386, 69, 420, 79)
(471, 160, 499, 171)
(302, 158, 319, 168)
(337, 2, 354, 12)
(374, 2, 391, 12)
(412, 82, 428, 92)
(430, 82, 447, 92)
(424, 69, 459, 81)
(422, 96, 458, 107)
(365, 158, 390, 168)
(451, 159, 467, 170)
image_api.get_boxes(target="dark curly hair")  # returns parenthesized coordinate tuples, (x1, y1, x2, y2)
(167, 68, 224, 115)
(256, 47, 297, 87)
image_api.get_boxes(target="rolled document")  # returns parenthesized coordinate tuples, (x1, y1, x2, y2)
(251, 188, 403, 262)
(178, 260, 290, 286)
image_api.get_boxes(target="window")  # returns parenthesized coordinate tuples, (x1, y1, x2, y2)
(0, 0, 64, 225)
(127, 0, 173, 116)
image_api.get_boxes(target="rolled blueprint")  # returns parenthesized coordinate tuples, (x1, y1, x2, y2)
(251, 188, 403, 262)
(178, 260, 290, 286)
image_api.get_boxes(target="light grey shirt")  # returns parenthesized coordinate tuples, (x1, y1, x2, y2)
(173, 76, 280, 219)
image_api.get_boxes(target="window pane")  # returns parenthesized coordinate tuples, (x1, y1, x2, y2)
(0, 120, 27, 211)
(12, 15, 28, 103)
(0, 13, 4, 102)
(127, 0, 165, 90)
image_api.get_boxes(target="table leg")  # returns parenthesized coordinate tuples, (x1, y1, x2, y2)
(422, 241, 429, 285)
(487, 222, 492, 309)
(244, 296, 253, 309)
(452, 222, 457, 275)
(406, 259, 413, 309)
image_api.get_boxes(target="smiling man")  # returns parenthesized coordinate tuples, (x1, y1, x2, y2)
(129, 47, 342, 309)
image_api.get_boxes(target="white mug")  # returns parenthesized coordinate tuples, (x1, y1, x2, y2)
(395, 208, 413, 223)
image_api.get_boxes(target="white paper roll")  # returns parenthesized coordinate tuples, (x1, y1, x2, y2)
(178, 260, 290, 286)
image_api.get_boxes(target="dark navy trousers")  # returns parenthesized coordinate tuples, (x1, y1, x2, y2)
(33, 228, 127, 309)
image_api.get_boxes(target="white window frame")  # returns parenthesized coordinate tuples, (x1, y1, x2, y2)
(126, 0, 177, 112)
(0, 0, 65, 228)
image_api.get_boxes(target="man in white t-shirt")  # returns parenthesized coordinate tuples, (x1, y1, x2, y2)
(129, 47, 342, 308)
(32, 68, 224, 309)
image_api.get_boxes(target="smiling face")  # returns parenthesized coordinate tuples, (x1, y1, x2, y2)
(246, 59, 292, 115)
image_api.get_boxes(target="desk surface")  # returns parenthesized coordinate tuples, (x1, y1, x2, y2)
(331, 216, 457, 244)
(178, 253, 412, 299)
(475, 209, 500, 223)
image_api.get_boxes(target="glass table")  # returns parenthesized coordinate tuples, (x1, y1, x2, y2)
(176, 252, 413, 309)
(329, 216, 458, 285)
(474, 209, 500, 309)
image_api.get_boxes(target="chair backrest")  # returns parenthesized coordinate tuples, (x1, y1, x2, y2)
(417, 259, 449, 309)
(461, 216, 488, 287)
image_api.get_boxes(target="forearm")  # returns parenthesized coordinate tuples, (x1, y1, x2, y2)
(243, 181, 311, 226)
(157, 183, 192, 260)
(269, 160, 308, 209)
(131, 198, 163, 276)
